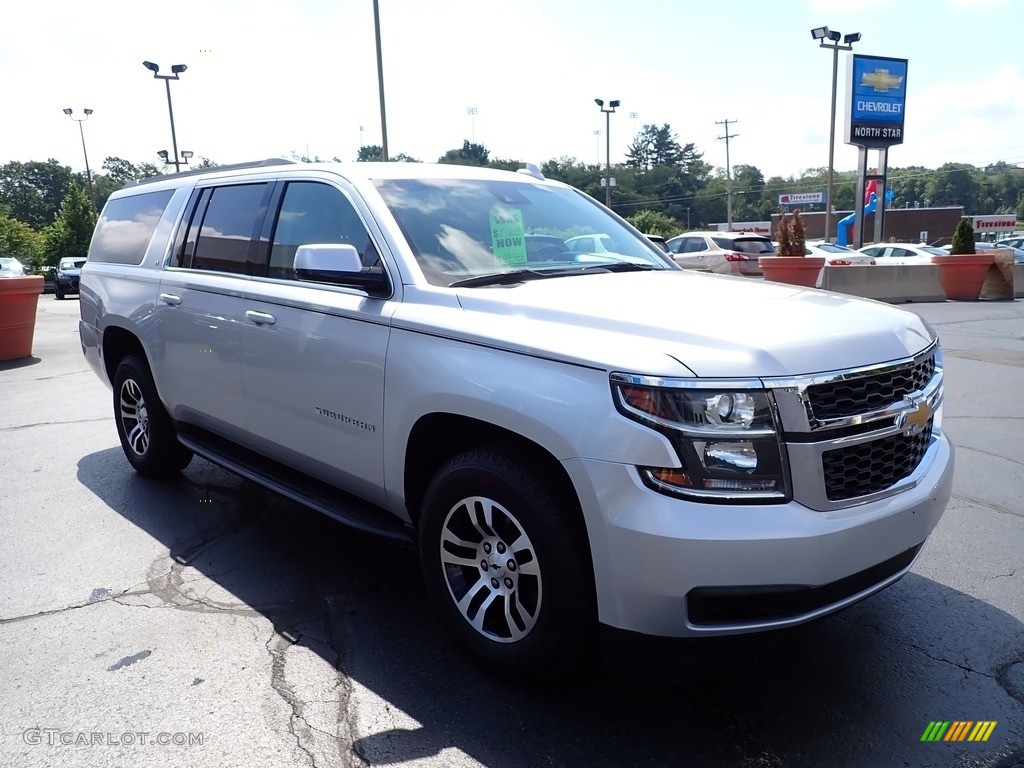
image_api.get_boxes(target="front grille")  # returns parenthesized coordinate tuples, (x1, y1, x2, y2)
(687, 543, 923, 625)
(807, 353, 935, 421)
(822, 422, 933, 501)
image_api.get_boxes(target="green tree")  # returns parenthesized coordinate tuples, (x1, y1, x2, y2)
(626, 209, 680, 238)
(0, 214, 42, 266)
(0, 159, 76, 229)
(626, 124, 685, 171)
(926, 163, 981, 211)
(438, 140, 489, 166)
(40, 182, 95, 267)
(357, 145, 384, 161)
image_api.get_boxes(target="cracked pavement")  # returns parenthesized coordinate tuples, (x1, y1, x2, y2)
(1, 298, 1022, 767)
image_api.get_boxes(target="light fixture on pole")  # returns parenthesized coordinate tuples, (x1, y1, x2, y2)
(628, 111, 638, 139)
(594, 98, 620, 208)
(157, 149, 193, 170)
(811, 26, 861, 243)
(63, 108, 97, 214)
(142, 60, 188, 173)
(466, 106, 478, 143)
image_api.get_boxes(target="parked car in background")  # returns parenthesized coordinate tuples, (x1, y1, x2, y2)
(0, 257, 27, 277)
(665, 231, 775, 276)
(942, 242, 1024, 264)
(805, 242, 876, 266)
(995, 236, 1024, 250)
(645, 234, 669, 252)
(55, 257, 87, 299)
(858, 243, 949, 265)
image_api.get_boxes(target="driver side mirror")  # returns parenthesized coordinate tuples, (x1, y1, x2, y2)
(294, 244, 390, 297)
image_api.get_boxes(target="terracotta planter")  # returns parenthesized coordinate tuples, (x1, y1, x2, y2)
(930, 253, 994, 301)
(758, 256, 826, 288)
(0, 275, 44, 361)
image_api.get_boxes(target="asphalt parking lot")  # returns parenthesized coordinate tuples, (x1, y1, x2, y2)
(1, 295, 1022, 768)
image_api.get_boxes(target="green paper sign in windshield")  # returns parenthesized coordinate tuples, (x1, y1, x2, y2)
(489, 207, 527, 264)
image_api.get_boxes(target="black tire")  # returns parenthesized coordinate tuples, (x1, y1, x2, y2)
(419, 448, 595, 680)
(54, 285, 63, 300)
(112, 355, 193, 476)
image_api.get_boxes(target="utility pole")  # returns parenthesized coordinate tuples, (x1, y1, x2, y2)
(716, 118, 739, 229)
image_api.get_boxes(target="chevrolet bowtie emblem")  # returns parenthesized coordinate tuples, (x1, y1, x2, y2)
(860, 69, 904, 93)
(897, 396, 933, 436)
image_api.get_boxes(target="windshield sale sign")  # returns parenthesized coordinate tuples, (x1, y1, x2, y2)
(845, 55, 908, 147)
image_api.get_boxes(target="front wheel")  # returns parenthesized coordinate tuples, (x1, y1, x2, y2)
(112, 355, 193, 476)
(54, 284, 63, 300)
(419, 448, 594, 680)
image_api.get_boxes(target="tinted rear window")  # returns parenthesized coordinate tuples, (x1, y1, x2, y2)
(90, 190, 175, 265)
(712, 237, 775, 254)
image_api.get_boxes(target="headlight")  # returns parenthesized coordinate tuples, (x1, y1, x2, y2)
(612, 376, 788, 501)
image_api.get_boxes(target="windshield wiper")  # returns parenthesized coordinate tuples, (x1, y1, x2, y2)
(449, 269, 562, 288)
(449, 261, 658, 288)
(574, 262, 658, 273)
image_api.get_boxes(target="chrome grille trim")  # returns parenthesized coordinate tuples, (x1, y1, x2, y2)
(762, 341, 942, 511)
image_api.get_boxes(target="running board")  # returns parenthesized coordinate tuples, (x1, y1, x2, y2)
(176, 424, 414, 546)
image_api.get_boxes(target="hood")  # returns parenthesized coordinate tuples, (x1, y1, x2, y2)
(424, 270, 935, 378)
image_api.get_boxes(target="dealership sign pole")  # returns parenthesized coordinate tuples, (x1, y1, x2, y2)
(844, 54, 908, 248)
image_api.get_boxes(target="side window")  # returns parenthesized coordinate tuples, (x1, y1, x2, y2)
(682, 238, 706, 253)
(90, 190, 175, 265)
(191, 184, 269, 274)
(268, 182, 379, 279)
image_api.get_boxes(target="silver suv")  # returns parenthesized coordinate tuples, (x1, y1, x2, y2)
(80, 159, 953, 678)
(666, 231, 776, 276)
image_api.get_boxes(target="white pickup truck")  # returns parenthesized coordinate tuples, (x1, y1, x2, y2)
(80, 159, 953, 678)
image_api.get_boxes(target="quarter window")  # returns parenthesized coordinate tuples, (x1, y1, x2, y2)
(90, 190, 175, 265)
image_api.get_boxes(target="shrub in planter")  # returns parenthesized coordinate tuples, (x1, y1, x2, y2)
(950, 218, 976, 255)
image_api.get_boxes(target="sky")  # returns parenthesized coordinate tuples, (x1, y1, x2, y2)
(2, 0, 1022, 182)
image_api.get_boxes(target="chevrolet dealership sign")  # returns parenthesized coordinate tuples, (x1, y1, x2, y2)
(845, 54, 908, 148)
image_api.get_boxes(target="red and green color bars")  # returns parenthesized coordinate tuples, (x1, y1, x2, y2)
(921, 721, 997, 742)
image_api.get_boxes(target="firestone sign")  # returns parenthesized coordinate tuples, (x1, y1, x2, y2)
(779, 192, 824, 205)
(845, 54, 908, 148)
(972, 216, 1016, 232)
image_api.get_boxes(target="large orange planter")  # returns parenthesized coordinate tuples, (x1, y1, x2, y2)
(0, 275, 44, 361)
(931, 253, 994, 301)
(758, 256, 826, 288)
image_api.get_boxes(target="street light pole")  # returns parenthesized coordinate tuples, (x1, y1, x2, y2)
(373, 0, 389, 161)
(63, 108, 96, 214)
(594, 98, 620, 208)
(811, 27, 860, 243)
(142, 61, 188, 173)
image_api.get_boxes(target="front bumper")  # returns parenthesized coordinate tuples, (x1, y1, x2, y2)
(563, 429, 953, 637)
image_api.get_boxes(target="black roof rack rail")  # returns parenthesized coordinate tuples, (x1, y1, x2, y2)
(123, 157, 298, 188)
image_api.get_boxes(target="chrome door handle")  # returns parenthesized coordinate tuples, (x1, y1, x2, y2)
(245, 310, 276, 325)
(159, 293, 182, 305)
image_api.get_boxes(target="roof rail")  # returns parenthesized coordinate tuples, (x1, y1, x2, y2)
(124, 157, 298, 188)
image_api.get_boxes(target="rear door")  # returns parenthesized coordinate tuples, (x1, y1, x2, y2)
(154, 182, 272, 439)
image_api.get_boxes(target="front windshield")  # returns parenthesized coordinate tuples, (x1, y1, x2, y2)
(60, 259, 86, 270)
(373, 177, 673, 286)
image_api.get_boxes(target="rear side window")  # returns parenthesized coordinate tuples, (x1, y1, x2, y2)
(191, 184, 269, 274)
(89, 190, 175, 265)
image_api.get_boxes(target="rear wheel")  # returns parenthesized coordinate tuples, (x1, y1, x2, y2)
(113, 355, 192, 476)
(419, 448, 594, 680)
